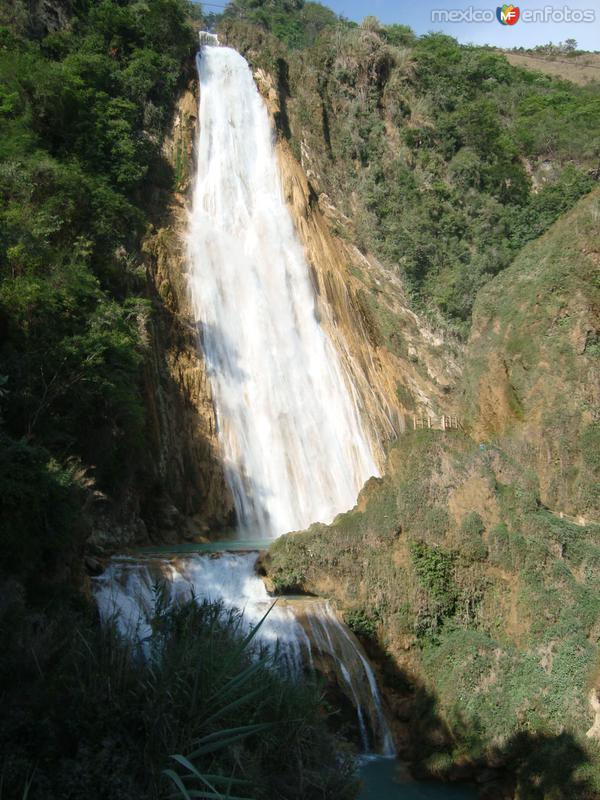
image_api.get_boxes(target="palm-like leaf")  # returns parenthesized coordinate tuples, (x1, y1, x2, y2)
(164, 603, 277, 800)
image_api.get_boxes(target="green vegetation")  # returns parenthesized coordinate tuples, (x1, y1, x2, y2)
(224, 0, 341, 50)
(0, 433, 82, 578)
(0, 7, 362, 799)
(223, 11, 600, 332)
(409, 540, 458, 628)
(344, 607, 381, 640)
(524, 39, 580, 57)
(0, 0, 196, 589)
(267, 430, 600, 795)
(0, 593, 355, 799)
(463, 187, 600, 520)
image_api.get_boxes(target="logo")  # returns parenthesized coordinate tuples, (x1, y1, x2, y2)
(432, 4, 594, 24)
(497, 4, 520, 24)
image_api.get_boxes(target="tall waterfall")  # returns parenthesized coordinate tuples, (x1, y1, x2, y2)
(92, 41, 395, 761)
(187, 44, 378, 538)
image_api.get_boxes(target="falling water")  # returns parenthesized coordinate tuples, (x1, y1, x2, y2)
(187, 44, 378, 539)
(94, 553, 394, 755)
(93, 39, 396, 761)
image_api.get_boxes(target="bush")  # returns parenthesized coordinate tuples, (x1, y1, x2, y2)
(345, 607, 380, 639)
(0, 433, 81, 582)
(459, 512, 488, 562)
(0, 595, 358, 800)
(410, 540, 458, 624)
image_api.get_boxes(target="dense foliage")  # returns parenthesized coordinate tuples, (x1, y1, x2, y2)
(0, 0, 195, 586)
(224, 0, 340, 50)
(269, 431, 600, 797)
(0, 594, 356, 798)
(222, 10, 600, 331)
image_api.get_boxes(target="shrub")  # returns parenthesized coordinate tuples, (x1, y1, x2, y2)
(0, 595, 357, 800)
(345, 607, 380, 639)
(0, 433, 81, 582)
(459, 512, 488, 562)
(410, 540, 458, 623)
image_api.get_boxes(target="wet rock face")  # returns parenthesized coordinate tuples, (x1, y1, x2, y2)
(250, 67, 463, 462)
(140, 84, 235, 540)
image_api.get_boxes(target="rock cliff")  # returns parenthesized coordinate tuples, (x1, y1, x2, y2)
(249, 64, 461, 463)
(141, 82, 235, 538)
(87, 79, 235, 553)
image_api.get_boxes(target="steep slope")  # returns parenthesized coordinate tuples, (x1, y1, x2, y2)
(222, 17, 600, 333)
(255, 67, 460, 445)
(462, 187, 600, 521)
(264, 181, 600, 799)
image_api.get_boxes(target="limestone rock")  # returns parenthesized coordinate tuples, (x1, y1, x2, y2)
(586, 689, 600, 740)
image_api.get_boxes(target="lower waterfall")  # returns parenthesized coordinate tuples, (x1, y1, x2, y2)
(94, 553, 395, 756)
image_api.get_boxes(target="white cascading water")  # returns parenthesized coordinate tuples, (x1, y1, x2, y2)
(94, 553, 395, 755)
(187, 43, 378, 539)
(93, 38, 396, 758)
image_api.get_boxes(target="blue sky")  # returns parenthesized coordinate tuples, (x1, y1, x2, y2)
(321, 0, 600, 49)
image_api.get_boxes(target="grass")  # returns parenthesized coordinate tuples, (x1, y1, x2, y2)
(503, 51, 600, 86)
(265, 429, 600, 795)
(0, 589, 357, 800)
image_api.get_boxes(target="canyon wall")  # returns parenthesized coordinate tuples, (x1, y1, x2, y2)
(88, 79, 235, 553)
(250, 65, 461, 463)
(141, 82, 235, 537)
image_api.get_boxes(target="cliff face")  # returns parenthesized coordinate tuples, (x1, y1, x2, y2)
(87, 81, 234, 553)
(1, 0, 72, 38)
(121, 43, 464, 548)
(462, 188, 600, 521)
(141, 83, 235, 538)
(249, 66, 460, 462)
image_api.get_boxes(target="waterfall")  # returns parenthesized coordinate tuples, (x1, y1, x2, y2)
(94, 553, 394, 755)
(92, 39, 396, 760)
(187, 43, 378, 539)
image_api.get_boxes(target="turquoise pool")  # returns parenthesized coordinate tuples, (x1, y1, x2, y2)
(359, 757, 478, 799)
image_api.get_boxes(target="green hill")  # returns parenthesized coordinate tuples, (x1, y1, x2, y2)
(267, 183, 600, 800)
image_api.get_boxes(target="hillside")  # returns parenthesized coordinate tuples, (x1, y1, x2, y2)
(222, 12, 600, 334)
(463, 187, 600, 521)
(266, 189, 600, 798)
(504, 50, 600, 86)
